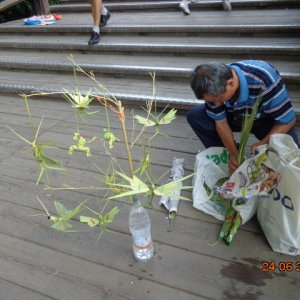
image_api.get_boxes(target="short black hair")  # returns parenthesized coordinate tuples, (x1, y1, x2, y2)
(190, 63, 233, 99)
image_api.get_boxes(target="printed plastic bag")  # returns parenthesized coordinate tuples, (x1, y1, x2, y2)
(257, 134, 300, 255)
(215, 145, 280, 199)
(193, 147, 257, 224)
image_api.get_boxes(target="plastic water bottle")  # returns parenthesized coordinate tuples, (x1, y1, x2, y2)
(129, 197, 154, 262)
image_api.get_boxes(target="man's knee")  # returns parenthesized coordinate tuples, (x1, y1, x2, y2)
(186, 105, 205, 126)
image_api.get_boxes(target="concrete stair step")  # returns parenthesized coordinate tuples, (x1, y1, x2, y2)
(1, 31, 298, 44)
(0, 1, 299, 121)
(0, 69, 299, 113)
(59, 0, 154, 3)
(0, 55, 299, 84)
(3, 9, 299, 28)
(0, 69, 198, 108)
(0, 39, 298, 57)
(50, 0, 300, 13)
(0, 48, 298, 71)
(1, 24, 299, 36)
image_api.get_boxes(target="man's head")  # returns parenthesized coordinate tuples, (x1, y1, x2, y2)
(190, 63, 238, 106)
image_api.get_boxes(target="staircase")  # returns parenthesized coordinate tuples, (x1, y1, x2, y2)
(0, 0, 299, 113)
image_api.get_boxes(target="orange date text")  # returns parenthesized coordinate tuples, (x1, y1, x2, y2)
(261, 261, 300, 272)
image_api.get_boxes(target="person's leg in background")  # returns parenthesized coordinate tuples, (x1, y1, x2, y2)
(179, 0, 231, 15)
(179, 0, 191, 15)
(222, 0, 232, 11)
(88, 0, 110, 45)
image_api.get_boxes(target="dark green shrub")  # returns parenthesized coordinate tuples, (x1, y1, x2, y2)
(0, 0, 60, 24)
(0, 0, 34, 24)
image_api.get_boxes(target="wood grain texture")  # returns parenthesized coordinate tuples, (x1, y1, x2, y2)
(0, 93, 299, 299)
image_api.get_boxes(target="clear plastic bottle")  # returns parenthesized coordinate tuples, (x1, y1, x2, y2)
(129, 197, 154, 262)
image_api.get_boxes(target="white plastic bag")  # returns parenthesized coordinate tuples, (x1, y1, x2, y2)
(193, 147, 258, 224)
(193, 147, 228, 221)
(257, 134, 300, 255)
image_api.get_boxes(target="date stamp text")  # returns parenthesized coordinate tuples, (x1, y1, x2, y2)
(261, 261, 300, 272)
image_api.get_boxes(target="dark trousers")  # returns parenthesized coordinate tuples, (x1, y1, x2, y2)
(186, 105, 300, 148)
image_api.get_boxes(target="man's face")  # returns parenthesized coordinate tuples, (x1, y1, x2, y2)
(203, 76, 238, 107)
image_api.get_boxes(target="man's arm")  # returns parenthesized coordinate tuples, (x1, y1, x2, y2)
(256, 65, 296, 148)
(252, 118, 296, 150)
(215, 119, 239, 174)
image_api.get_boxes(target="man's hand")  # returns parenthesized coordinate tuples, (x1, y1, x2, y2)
(251, 140, 268, 153)
(215, 119, 240, 174)
(228, 155, 239, 174)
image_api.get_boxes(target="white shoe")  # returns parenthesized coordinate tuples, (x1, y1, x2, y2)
(179, 1, 191, 15)
(222, 0, 232, 11)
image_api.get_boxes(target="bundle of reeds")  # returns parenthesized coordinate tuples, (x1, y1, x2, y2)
(218, 95, 263, 245)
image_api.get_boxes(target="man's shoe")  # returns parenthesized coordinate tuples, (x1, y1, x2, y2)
(100, 11, 111, 27)
(88, 31, 100, 45)
(222, 0, 232, 11)
(179, 1, 190, 15)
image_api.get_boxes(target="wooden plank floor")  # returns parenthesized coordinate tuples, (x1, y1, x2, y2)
(0, 93, 299, 300)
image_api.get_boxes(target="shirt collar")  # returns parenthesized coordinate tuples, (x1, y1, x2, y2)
(230, 65, 249, 105)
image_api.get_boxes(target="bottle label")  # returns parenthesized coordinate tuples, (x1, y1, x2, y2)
(132, 229, 152, 249)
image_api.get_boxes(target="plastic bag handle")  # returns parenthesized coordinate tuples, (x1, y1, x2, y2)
(267, 147, 300, 165)
(290, 156, 300, 168)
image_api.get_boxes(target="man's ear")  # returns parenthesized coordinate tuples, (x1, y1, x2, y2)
(227, 78, 234, 87)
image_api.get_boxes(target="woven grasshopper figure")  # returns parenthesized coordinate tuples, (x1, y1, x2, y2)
(135, 108, 177, 139)
(8, 116, 65, 185)
(107, 171, 193, 203)
(68, 132, 97, 157)
(103, 128, 119, 149)
(36, 196, 85, 232)
(63, 88, 99, 119)
(80, 206, 120, 238)
(134, 147, 151, 176)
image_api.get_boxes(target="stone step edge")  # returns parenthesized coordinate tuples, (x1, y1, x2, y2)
(1, 61, 299, 84)
(59, 0, 156, 4)
(1, 24, 299, 34)
(0, 83, 198, 110)
(0, 42, 299, 56)
(0, 83, 299, 115)
(50, 0, 300, 12)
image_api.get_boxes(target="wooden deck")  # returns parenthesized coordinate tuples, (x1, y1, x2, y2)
(0, 93, 299, 300)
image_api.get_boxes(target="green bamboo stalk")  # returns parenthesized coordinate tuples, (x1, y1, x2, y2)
(218, 206, 236, 243)
(237, 95, 263, 164)
(220, 95, 263, 245)
(224, 213, 242, 245)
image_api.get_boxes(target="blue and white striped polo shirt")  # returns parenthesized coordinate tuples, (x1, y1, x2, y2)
(205, 60, 296, 124)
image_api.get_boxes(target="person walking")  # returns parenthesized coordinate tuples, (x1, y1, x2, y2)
(187, 60, 299, 174)
(179, 0, 232, 15)
(87, 0, 111, 45)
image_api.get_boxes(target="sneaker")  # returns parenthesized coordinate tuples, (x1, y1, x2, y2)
(179, 1, 191, 15)
(88, 31, 100, 45)
(222, 0, 232, 11)
(100, 10, 111, 27)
